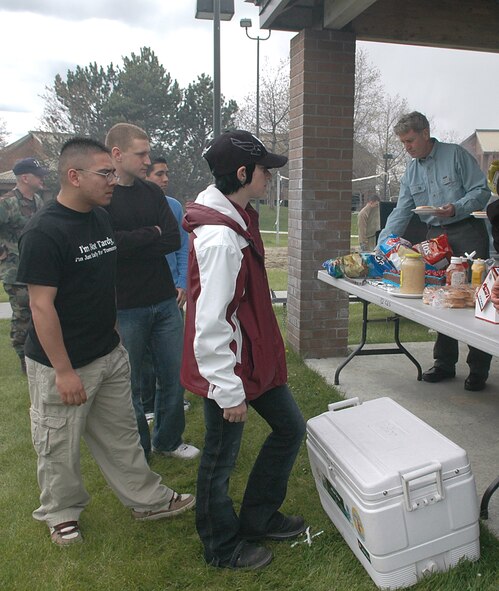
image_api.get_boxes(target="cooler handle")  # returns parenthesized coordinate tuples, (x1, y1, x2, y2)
(400, 462, 444, 512)
(327, 397, 360, 412)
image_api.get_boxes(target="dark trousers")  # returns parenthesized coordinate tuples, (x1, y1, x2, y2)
(427, 218, 492, 377)
(196, 384, 306, 565)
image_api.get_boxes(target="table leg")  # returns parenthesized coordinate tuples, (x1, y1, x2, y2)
(334, 298, 422, 385)
(480, 476, 499, 520)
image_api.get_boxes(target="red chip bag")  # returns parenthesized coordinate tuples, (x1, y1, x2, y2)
(414, 234, 453, 269)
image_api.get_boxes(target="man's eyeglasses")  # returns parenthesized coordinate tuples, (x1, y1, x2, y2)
(76, 169, 119, 183)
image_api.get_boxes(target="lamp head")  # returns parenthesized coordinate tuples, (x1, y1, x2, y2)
(240, 18, 252, 28)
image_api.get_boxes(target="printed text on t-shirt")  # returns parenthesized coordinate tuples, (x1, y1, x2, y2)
(75, 236, 116, 262)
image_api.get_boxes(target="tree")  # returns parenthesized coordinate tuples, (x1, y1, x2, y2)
(40, 48, 238, 201)
(42, 62, 117, 140)
(0, 117, 9, 148)
(236, 58, 290, 206)
(236, 58, 290, 155)
(369, 94, 410, 199)
(104, 47, 181, 149)
(354, 49, 384, 146)
(168, 74, 238, 201)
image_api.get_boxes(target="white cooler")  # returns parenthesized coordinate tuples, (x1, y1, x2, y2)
(306, 397, 480, 590)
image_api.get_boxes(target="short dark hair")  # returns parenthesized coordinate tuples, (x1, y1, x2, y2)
(146, 156, 168, 177)
(58, 137, 110, 180)
(215, 163, 256, 196)
(367, 194, 380, 203)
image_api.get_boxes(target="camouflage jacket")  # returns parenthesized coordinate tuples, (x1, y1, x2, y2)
(0, 188, 44, 284)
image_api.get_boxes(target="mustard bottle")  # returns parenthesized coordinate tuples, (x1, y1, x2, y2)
(471, 259, 486, 287)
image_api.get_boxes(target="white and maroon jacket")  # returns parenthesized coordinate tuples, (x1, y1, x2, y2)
(181, 184, 287, 409)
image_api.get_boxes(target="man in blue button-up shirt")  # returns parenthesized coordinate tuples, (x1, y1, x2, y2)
(378, 111, 492, 392)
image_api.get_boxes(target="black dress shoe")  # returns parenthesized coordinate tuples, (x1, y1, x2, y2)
(242, 513, 307, 541)
(218, 542, 273, 570)
(464, 374, 487, 392)
(422, 366, 456, 383)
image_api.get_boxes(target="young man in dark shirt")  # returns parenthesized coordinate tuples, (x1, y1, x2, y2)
(17, 137, 195, 546)
(105, 123, 199, 460)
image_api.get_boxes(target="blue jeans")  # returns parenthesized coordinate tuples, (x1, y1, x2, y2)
(196, 384, 306, 565)
(117, 297, 185, 456)
(141, 309, 185, 414)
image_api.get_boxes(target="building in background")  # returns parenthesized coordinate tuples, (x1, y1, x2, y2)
(461, 130, 499, 178)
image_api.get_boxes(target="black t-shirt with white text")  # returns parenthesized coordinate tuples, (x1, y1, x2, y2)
(17, 200, 119, 368)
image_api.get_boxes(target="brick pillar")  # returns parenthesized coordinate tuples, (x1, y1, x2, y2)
(287, 29, 356, 358)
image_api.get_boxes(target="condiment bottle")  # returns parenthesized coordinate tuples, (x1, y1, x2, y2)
(400, 252, 425, 294)
(446, 256, 466, 286)
(471, 258, 486, 287)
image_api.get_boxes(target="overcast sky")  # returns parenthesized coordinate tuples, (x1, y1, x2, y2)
(1, 0, 498, 144)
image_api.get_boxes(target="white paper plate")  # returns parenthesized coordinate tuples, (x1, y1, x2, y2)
(411, 208, 443, 216)
(391, 291, 424, 299)
(471, 211, 487, 219)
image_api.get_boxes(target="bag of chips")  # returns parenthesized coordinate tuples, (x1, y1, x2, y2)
(323, 252, 368, 279)
(413, 234, 452, 269)
(377, 234, 416, 270)
(361, 252, 394, 277)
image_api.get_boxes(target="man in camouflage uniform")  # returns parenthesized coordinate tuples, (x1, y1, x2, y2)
(0, 158, 48, 372)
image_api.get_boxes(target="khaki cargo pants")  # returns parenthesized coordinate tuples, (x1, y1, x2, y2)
(27, 344, 174, 527)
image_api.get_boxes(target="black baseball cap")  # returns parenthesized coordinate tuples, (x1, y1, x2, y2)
(12, 158, 49, 177)
(203, 130, 287, 176)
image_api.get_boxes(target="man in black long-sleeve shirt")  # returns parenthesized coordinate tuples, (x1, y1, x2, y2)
(105, 123, 199, 460)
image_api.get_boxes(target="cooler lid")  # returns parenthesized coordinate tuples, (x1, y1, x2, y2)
(307, 397, 470, 501)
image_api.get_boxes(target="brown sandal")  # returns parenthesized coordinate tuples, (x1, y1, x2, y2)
(49, 521, 83, 546)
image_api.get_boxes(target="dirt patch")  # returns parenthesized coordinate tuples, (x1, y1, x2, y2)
(265, 247, 288, 269)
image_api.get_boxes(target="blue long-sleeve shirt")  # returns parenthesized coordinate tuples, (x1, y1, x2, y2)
(378, 139, 491, 244)
(165, 196, 188, 290)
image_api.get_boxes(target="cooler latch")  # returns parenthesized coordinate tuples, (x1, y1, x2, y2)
(400, 462, 444, 512)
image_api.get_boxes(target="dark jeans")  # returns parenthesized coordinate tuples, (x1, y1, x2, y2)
(117, 297, 185, 456)
(196, 384, 306, 565)
(427, 219, 492, 377)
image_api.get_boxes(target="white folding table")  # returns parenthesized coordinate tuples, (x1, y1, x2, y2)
(318, 269, 499, 520)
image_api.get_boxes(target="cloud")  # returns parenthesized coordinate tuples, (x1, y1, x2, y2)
(0, 1, 196, 30)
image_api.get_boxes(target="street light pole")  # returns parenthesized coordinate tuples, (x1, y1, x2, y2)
(195, 1, 234, 138)
(383, 153, 394, 200)
(213, 0, 221, 137)
(240, 19, 271, 139)
(240, 19, 271, 211)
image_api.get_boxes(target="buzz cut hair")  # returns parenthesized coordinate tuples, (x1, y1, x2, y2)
(105, 122, 148, 151)
(58, 137, 110, 180)
(394, 112, 430, 136)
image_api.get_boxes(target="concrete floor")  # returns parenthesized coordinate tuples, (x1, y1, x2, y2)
(306, 341, 499, 539)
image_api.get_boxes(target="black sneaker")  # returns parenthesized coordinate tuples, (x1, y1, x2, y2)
(217, 542, 273, 570)
(242, 513, 307, 541)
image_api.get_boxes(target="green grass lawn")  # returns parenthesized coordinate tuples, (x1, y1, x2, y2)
(1, 315, 498, 591)
(259, 206, 362, 250)
(0, 282, 7, 303)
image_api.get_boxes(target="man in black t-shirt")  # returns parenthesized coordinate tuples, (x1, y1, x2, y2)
(17, 137, 195, 546)
(105, 123, 199, 460)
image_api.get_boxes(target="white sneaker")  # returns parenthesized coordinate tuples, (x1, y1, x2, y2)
(153, 443, 200, 460)
(183, 399, 191, 412)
